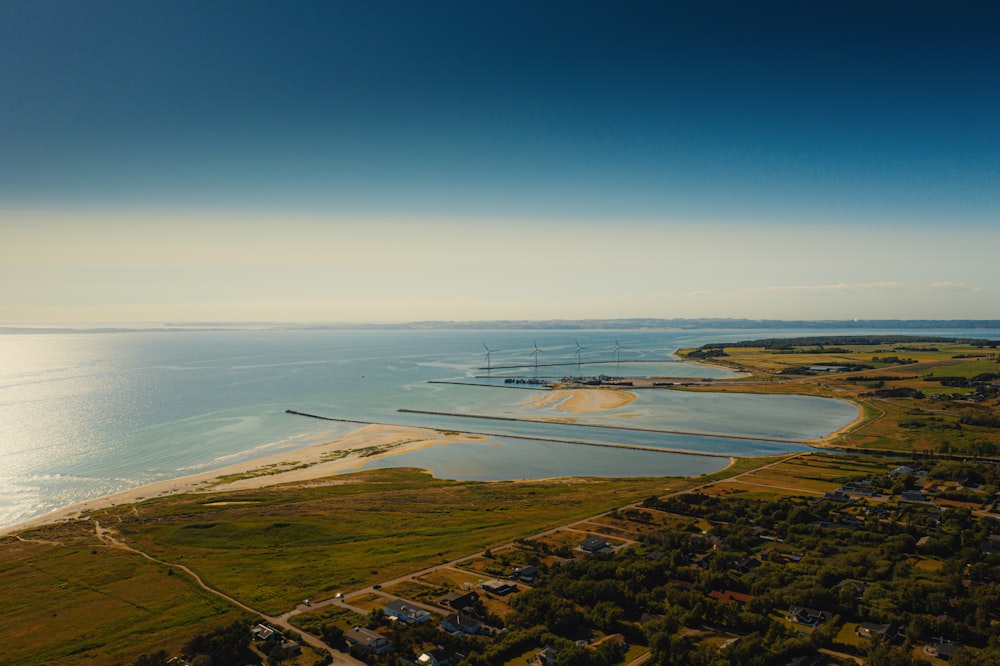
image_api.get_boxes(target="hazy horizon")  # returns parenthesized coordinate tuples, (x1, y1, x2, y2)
(3, 1, 998, 323)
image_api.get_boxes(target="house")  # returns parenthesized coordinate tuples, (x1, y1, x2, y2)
(900, 490, 928, 503)
(440, 590, 479, 610)
(511, 564, 540, 582)
(731, 556, 761, 573)
(479, 579, 518, 595)
(710, 589, 754, 608)
(856, 622, 898, 640)
(346, 626, 391, 654)
(384, 599, 431, 624)
(416, 646, 464, 666)
(788, 605, 832, 627)
(819, 490, 851, 503)
(843, 481, 878, 497)
(441, 613, 482, 635)
(532, 646, 560, 666)
(250, 623, 282, 642)
(923, 640, 963, 660)
(579, 535, 611, 553)
(890, 466, 915, 477)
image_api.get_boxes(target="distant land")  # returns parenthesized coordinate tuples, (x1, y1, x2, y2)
(2, 318, 1000, 334)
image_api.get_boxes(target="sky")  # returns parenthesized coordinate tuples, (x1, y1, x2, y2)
(1, 0, 998, 323)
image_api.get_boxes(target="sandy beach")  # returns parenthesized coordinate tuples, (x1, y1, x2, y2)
(3, 384, 857, 536)
(4, 388, 638, 535)
(2, 424, 481, 535)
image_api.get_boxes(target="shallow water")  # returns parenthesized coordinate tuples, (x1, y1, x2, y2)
(2, 326, 990, 528)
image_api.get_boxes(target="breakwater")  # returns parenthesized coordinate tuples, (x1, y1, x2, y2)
(284, 409, 734, 459)
(396, 408, 810, 445)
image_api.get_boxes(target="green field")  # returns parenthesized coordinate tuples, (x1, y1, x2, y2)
(0, 523, 247, 665)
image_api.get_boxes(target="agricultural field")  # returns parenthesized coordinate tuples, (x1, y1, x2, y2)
(679, 337, 1000, 457)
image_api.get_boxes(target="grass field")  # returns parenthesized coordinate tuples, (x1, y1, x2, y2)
(0, 523, 247, 665)
(106, 468, 705, 615)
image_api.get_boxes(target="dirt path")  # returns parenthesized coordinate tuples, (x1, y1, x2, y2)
(92, 521, 363, 665)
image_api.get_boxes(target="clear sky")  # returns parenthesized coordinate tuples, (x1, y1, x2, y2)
(2, 0, 998, 323)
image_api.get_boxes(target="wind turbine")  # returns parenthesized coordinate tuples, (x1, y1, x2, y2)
(482, 343, 497, 377)
(614, 338, 623, 367)
(531, 339, 544, 372)
(574, 339, 588, 369)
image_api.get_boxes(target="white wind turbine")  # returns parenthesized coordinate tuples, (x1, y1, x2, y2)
(575, 339, 588, 369)
(531, 339, 544, 373)
(482, 343, 497, 377)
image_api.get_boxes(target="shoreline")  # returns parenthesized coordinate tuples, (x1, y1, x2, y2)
(3, 373, 859, 536)
(1, 424, 479, 536)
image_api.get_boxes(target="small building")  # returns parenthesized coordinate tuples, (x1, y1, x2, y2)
(250, 623, 282, 642)
(532, 646, 560, 666)
(479, 579, 518, 595)
(346, 626, 391, 654)
(510, 565, 540, 582)
(731, 556, 761, 573)
(579, 535, 611, 553)
(923, 640, 963, 660)
(384, 598, 431, 624)
(416, 646, 464, 666)
(820, 490, 852, 503)
(788, 605, 832, 627)
(856, 622, 898, 640)
(441, 613, 481, 635)
(900, 490, 928, 503)
(440, 590, 479, 610)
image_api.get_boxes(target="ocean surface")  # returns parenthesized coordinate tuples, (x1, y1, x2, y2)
(3, 326, 995, 529)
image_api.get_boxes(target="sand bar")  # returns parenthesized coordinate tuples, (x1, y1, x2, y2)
(527, 388, 637, 413)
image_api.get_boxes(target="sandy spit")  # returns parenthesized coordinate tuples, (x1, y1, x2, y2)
(2, 424, 478, 535)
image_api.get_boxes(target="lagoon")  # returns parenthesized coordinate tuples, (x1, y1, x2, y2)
(3, 326, 979, 528)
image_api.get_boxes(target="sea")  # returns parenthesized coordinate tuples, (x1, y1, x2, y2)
(2, 326, 997, 530)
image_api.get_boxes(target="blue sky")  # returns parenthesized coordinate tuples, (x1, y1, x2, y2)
(2, 1, 998, 322)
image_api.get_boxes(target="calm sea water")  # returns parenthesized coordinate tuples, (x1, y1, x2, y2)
(2, 327, 993, 529)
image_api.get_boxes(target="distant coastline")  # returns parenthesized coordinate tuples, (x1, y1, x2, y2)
(3, 317, 1000, 334)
